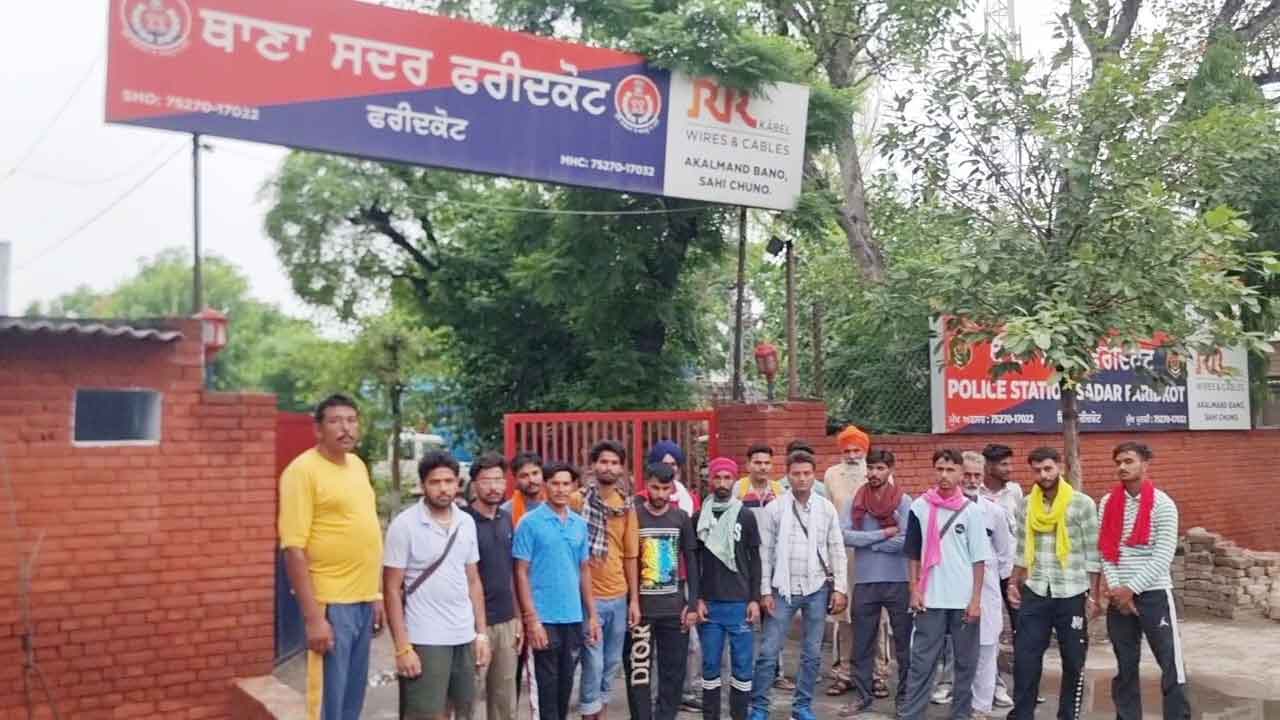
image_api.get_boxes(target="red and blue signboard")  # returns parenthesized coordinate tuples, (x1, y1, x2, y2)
(105, 0, 810, 210)
(929, 321, 1251, 433)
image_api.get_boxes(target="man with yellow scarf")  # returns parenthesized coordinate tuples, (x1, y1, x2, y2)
(1006, 447, 1100, 720)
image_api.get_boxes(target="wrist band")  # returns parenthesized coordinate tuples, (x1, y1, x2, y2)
(395, 646, 414, 658)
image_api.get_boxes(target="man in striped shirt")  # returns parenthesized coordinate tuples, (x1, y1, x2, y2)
(1099, 442, 1189, 720)
(1007, 447, 1100, 720)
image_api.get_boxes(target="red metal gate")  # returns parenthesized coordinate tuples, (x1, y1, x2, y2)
(503, 411, 719, 493)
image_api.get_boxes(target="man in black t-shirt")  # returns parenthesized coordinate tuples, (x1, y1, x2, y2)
(461, 452, 521, 720)
(694, 457, 762, 720)
(625, 463, 701, 720)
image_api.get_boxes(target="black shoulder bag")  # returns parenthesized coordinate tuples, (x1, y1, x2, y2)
(403, 527, 460, 607)
(790, 500, 835, 595)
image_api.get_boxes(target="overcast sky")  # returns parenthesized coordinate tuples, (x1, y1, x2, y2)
(0, 1, 1059, 319)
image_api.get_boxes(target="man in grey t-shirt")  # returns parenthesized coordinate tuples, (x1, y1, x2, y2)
(385, 451, 491, 720)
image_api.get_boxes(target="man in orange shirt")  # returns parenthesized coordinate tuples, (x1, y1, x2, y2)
(572, 440, 641, 720)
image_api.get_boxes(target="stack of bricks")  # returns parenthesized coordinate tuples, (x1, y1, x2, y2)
(1180, 527, 1279, 619)
(1254, 552, 1280, 620)
(1181, 527, 1218, 613)
(1245, 552, 1279, 616)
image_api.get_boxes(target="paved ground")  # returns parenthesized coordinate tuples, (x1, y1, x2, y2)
(277, 611, 1280, 718)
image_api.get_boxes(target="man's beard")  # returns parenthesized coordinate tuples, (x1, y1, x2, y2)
(963, 487, 980, 499)
(713, 487, 732, 500)
(648, 496, 669, 509)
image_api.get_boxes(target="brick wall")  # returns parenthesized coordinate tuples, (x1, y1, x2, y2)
(715, 401, 1280, 551)
(0, 319, 278, 719)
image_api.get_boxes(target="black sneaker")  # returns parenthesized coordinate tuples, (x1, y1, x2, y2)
(680, 695, 703, 711)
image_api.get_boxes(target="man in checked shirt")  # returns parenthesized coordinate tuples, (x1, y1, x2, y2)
(1099, 443, 1189, 720)
(1006, 447, 1100, 720)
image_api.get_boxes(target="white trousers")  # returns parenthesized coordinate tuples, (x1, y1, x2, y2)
(972, 642, 999, 713)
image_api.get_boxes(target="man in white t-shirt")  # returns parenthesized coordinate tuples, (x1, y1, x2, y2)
(901, 449, 991, 720)
(384, 451, 491, 720)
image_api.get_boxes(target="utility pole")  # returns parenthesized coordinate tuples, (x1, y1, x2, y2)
(732, 207, 747, 401)
(812, 302, 824, 399)
(191, 133, 203, 314)
(785, 239, 797, 400)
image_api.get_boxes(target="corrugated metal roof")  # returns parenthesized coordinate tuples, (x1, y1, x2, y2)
(0, 317, 183, 343)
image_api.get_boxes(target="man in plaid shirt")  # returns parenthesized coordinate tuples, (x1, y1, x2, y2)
(1006, 447, 1100, 720)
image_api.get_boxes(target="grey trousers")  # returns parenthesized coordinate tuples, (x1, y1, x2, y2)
(901, 609, 980, 720)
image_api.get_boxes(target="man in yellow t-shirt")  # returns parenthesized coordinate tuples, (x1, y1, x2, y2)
(279, 394, 384, 720)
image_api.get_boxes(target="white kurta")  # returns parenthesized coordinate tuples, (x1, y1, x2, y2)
(975, 496, 1013, 644)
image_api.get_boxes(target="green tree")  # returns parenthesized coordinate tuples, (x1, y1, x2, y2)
(351, 310, 443, 513)
(879, 14, 1280, 482)
(27, 248, 336, 412)
(264, 155, 728, 442)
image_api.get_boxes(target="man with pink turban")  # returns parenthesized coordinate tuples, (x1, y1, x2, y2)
(694, 457, 763, 720)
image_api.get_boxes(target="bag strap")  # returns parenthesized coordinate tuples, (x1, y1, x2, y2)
(789, 498, 832, 579)
(405, 525, 460, 598)
(936, 500, 970, 540)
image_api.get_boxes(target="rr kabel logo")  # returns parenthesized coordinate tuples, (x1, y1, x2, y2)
(686, 78, 758, 128)
(615, 74, 662, 134)
(121, 0, 192, 56)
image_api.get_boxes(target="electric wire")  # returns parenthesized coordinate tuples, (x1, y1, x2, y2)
(15, 140, 187, 187)
(16, 143, 187, 271)
(0, 53, 103, 188)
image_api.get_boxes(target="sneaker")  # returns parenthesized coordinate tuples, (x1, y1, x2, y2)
(930, 683, 952, 705)
(773, 676, 797, 691)
(680, 695, 702, 711)
(992, 685, 1013, 708)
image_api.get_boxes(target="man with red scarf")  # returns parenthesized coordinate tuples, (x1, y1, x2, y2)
(1100, 442, 1188, 720)
(836, 448, 913, 717)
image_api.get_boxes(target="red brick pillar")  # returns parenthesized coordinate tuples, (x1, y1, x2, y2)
(713, 401, 840, 469)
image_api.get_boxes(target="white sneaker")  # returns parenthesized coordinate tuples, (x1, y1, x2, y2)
(930, 683, 953, 705)
(993, 685, 1013, 708)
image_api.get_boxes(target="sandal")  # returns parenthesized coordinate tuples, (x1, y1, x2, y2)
(872, 677, 890, 699)
(826, 678, 856, 696)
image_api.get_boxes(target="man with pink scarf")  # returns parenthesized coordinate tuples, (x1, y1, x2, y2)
(900, 449, 991, 720)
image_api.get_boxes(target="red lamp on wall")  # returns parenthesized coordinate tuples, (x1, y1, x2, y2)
(196, 308, 229, 358)
(754, 342, 780, 401)
(195, 308, 229, 387)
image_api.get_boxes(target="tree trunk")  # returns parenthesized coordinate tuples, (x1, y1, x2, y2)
(732, 207, 748, 402)
(1061, 383, 1084, 489)
(835, 133, 887, 282)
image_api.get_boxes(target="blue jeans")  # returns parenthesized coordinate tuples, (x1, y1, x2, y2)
(701, 601, 755, 720)
(580, 595, 629, 714)
(308, 602, 373, 720)
(749, 587, 830, 720)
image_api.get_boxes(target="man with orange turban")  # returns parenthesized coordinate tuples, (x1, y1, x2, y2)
(823, 425, 870, 693)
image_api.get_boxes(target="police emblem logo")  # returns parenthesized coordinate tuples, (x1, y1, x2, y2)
(614, 74, 662, 134)
(120, 0, 192, 56)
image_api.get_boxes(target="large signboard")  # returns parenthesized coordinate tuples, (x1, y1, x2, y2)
(930, 326, 1251, 434)
(106, 0, 809, 210)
